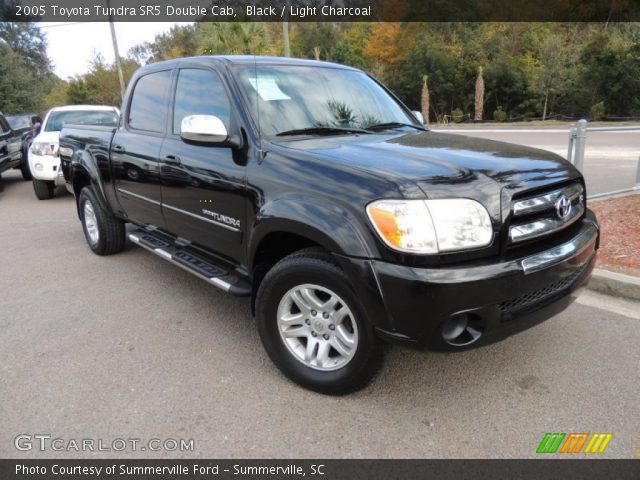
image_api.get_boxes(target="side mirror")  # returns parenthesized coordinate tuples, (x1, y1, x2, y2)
(180, 115, 229, 144)
(412, 111, 425, 125)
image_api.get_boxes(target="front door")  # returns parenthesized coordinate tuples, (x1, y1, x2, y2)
(159, 67, 246, 263)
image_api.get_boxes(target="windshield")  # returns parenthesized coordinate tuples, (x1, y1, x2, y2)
(44, 110, 119, 132)
(233, 65, 416, 136)
(6, 115, 31, 129)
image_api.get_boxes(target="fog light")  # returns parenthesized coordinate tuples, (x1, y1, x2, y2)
(442, 313, 484, 346)
(34, 163, 43, 171)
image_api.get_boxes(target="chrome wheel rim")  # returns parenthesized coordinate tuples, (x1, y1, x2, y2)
(277, 283, 358, 371)
(83, 201, 99, 246)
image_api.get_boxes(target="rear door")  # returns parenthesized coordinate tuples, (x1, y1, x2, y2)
(159, 67, 246, 263)
(111, 69, 172, 228)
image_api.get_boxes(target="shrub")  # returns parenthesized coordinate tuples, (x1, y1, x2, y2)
(493, 106, 507, 121)
(590, 101, 605, 120)
(451, 108, 465, 122)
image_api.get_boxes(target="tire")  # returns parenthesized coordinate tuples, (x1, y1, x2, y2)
(20, 146, 32, 180)
(32, 179, 54, 200)
(78, 186, 125, 255)
(256, 248, 384, 395)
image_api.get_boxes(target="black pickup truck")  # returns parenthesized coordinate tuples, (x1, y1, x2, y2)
(60, 56, 599, 394)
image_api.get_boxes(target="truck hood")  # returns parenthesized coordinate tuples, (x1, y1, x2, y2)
(32, 131, 60, 146)
(277, 130, 581, 218)
(280, 130, 578, 193)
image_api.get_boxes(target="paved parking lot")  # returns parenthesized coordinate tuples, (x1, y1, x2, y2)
(1, 170, 638, 459)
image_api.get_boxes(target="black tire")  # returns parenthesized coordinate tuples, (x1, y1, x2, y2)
(78, 186, 125, 255)
(256, 248, 384, 395)
(20, 146, 32, 180)
(32, 179, 54, 200)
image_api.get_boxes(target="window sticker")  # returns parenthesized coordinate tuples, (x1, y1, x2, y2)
(248, 77, 291, 101)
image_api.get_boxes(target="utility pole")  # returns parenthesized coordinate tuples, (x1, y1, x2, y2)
(282, 1, 290, 56)
(107, 0, 125, 101)
(282, 22, 290, 56)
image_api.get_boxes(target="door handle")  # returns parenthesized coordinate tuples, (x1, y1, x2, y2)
(163, 155, 181, 166)
(112, 145, 126, 154)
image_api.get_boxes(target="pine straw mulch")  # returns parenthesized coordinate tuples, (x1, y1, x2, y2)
(589, 193, 640, 276)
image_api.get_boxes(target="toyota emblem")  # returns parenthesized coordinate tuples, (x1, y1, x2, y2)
(555, 195, 572, 219)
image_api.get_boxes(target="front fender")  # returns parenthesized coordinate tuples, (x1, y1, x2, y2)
(249, 194, 376, 265)
(249, 195, 394, 331)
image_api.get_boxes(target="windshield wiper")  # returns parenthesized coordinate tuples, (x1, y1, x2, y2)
(366, 122, 427, 132)
(275, 126, 372, 137)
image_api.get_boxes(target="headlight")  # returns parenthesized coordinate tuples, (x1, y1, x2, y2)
(30, 142, 58, 157)
(59, 146, 73, 158)
(366, 198, 493, 254)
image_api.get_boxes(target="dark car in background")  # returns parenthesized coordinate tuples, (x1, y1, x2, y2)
(0, 112, 33, 181)
(5, 113, 39, 180)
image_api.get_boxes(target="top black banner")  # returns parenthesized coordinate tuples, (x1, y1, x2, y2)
(3, 0, 640, 22)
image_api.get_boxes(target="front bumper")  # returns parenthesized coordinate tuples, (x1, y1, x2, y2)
(29, 153, 64, 185)
(349, 211, 599, 351)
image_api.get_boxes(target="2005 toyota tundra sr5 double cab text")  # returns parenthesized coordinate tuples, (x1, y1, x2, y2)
(59, 56, 599, 394)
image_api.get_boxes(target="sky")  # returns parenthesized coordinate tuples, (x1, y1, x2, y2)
(38, 22, 193, 79)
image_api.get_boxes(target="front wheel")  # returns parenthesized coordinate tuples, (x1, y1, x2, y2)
(20, 146, 32, 180)
(32, 179, 54, 200)
(256, 248, 384, 395)
(78, 186, 125, 255)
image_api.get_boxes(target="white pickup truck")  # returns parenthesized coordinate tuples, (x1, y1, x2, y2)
(29, 105, 119, 199)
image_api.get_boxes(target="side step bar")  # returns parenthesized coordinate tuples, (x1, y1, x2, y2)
(128, 229, 251, 297)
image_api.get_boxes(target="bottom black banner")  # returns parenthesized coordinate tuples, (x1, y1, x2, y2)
(1, 459, 638, 480)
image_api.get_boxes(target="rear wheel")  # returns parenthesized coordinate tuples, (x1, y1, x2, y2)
(32, 179, 54, 200)
(256, 248, 384, 395)
(78, 186, 125, 255)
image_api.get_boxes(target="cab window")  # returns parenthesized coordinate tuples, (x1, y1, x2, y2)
(173, 69, 231, 135)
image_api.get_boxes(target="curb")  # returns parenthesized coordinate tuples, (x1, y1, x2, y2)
(587, 268, 640, 302)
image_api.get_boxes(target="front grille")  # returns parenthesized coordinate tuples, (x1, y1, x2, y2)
(509, 182, 584, 245)
(498, 261, 588, 315)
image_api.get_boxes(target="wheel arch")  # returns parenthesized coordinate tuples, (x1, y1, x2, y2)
(249, 196, 374, 269)
(248, 197, 378, 316)
(70, 163, 113, 220)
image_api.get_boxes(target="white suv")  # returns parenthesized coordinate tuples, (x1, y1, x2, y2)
(29, 105, 119, 199)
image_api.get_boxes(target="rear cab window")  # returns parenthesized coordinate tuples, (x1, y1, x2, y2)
(128, 70, 173, 133)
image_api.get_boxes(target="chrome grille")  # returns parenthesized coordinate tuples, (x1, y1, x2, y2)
(509, 182, 584, 244)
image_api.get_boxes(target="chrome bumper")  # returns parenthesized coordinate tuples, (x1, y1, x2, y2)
(521, 221, 599, 274)
(54, 163, 66, 187)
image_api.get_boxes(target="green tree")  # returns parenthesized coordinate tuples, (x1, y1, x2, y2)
(0, 22, 52, 76)
(54, 54, 139, 108)
(128, 24, 198, 63)
(198, 22, 272, 55)
(0, 43, 42, 112)
(291, 23, 333, 60)
(533, 34, 566, 120)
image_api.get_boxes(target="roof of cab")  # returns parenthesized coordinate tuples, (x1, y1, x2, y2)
(48, 105, 119, 112)
(137, 55, 360, 72)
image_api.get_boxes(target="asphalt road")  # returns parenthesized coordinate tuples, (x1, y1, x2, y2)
(1, 170, 639, 459)
(433, 126, 640, 196)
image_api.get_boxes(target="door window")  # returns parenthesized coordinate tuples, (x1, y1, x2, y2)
(128, 70, 172, 133)
(0, 117, 10, 134)
(173, 69, 231, 135)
